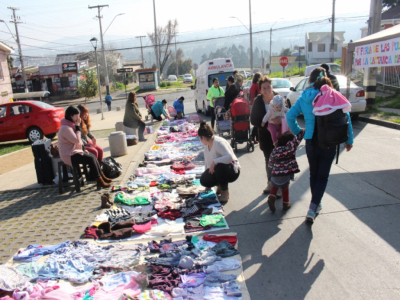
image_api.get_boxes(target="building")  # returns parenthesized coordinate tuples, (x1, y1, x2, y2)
(305, 31, 345, 65)
(360, 6, 400, 38)
(0, 42, 14, 104)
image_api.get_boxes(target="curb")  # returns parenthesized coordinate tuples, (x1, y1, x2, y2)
(359, 116, 400, 130)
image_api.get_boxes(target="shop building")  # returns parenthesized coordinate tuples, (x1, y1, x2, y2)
(0, 42, 14, 104)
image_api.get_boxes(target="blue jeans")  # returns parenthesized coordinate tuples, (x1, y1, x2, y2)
(106, 101, 111, 111)
(305, 140, 336, 211)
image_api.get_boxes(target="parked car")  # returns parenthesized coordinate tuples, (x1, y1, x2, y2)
(183, 74, 193, 83)
(167, 75, 177, 82)
(305, 63, 341, 77)
(270, 78, 293, 99)
(246, 72, 251, 78)
(0, 101, 64, 143)
(242, 80, 253, 101)
(286, 75, 366, 118)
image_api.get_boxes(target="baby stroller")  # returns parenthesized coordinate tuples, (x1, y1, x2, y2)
(143, 94, 156, 121)
(214, 96, 231, 137)
(230, 96, 254, 152)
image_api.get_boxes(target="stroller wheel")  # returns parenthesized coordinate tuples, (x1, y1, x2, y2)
(234, 143, 238, 153)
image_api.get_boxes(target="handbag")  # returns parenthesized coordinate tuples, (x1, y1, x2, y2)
(50, 143, 59, 157)
(102, 156, 123, 178)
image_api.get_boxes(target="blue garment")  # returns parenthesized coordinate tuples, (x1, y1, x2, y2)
(105, 94, 112, 102)
(286, 86, 354, 145)
(13, 241, 70, 262)
(151, 101, 167, 117)
(173, 99, 184, 114)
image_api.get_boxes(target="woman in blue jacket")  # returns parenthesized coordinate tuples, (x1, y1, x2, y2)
(286, 67, 354, 223)
(151, 99, 168, 121)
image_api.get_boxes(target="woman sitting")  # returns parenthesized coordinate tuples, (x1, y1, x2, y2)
(123, 91, 146, 141)
(58, 106, 112, 190)
(77, 105, 103, 163)
(199, 121, 241, 203)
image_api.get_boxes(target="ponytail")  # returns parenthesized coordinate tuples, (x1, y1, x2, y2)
(198, 120, 214, 139)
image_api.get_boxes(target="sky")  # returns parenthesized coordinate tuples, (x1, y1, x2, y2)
(0, 0, 374, 56)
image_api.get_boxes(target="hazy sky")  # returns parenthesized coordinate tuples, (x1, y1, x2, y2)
(0, 0, 373, 53)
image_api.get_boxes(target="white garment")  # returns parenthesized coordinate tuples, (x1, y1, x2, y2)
(262, 104, 289, 124)
(204, 136, 239, 169)
(205, 259, 241, 273)
(144, 218, 185, 236)
(203, 286, 242, 300)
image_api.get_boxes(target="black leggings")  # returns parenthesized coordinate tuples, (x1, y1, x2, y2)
(251, 127, 258, 141)
(71, 153, 101, 179)
(151, 109, 163, 121)
(210, 107, 215, 129)
(137, 120, 146, 139)
(200, 163, 240, 191)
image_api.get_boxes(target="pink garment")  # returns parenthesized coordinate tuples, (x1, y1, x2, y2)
(167, 106, 177, 117)
(93, 277, 141, 300)
(85, 140, 103, 163)
(132, 219, 158, 234)
(58, 118, 83, 167)
(312, 84, 352, 116)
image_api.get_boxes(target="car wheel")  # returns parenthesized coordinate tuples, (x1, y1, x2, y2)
(351, 113, 359, 121)
(287, 99, 292, 109)
(27, 126, 43, 143)
(45, 133, 57, 139)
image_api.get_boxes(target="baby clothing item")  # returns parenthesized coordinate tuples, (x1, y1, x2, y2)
(100, 271, 140, 291)
(204, 272, 237, 287)
(13, 241, 69, 262)
(205, 259, 241, 273)
(212, 240, 239, 258)
(133, 219, 157, 234)
(0, 266, 28, 291)
(203, 235, 237, 246)
(192, 247, 222, 266)
(262, 95, 289, 124)
(199, 214, 226, 227)
(179, 273, 207, 288)
(312, 84, 351, 115)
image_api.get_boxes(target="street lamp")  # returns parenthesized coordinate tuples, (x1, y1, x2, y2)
(103, 13, 125, 36)
(90, 37, 104, 120)
(230, 8, 253, 75)
(269, 19, 283, 75)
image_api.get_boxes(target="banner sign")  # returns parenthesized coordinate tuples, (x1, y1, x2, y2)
(62, 62, 78, 73)
(354, 37, 400, 68)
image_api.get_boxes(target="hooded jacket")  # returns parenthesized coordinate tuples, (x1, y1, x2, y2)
(58, 118, 83, 167)
(286, 85, 354, 145)
(173, 99, 184, 114)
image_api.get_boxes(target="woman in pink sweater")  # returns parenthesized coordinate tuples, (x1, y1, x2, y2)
(58, 106, 111, 190)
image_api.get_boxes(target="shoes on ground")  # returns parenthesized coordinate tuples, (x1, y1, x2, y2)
(306, 209, 316, 223)
(267, 194, 276, 212)
(282, 202, 291, 210)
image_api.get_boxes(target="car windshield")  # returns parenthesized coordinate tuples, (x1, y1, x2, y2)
(31, 101, 54, 109)
(208, 72, 234, 87)
(336, 76, 358, 88)
(271, 80, 292, 88)
(184, 75, 191, 78)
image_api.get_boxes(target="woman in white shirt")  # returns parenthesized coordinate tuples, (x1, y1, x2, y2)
(198, 121, 240, 203)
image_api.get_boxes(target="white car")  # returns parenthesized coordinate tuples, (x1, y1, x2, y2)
(167, 75, 177, 82)
(305, 63, 341, 77)
(270, 78, 293, 99)
(286, 75, 366, 118)
(183, 74, 193, 83)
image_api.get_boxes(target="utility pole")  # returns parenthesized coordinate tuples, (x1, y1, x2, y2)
(89, 4, 110, 94)
(153, 0, 161, 85)
(269, 29, 272, 75)
(136, 36, 145, 68)
(175, 35, 178, 77)
(364, 0, 383, 107)
(330, 0, 336, 62)
(249, 0, 253, 76)
(8, 7, 28, 93)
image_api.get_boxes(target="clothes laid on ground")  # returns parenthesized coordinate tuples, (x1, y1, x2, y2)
(212, 240, 240, 258)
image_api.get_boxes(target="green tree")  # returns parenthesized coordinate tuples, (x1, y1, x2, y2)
(152, 63, 157, 68)
(200, 54, 208, 64)
(383, 0, 400, 8)
(279, 48, 292, 56)
(78, 69, 98, 105)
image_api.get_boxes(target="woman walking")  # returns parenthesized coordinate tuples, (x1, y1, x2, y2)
(206, 78, 225, 129)
(250, 76, 282, 196)
(199, 121, 240, 204)
(58, 106, 111, 190)
(123, 91, 146, 142)
(286, 67, 354, 223)
(77, 105, 104, 163)
(249, 72, 262, 144)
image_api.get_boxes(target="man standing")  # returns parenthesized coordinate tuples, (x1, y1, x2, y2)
(321, 63, 340, 91)
(105, 92, 112, 111)
(173, 96, 185, 119)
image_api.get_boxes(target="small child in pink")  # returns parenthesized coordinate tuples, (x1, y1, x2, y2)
(261, 95, 289, 143)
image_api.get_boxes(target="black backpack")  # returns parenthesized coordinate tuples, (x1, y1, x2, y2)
(102, 156, 122, 178)
(313, 102, 349, 164)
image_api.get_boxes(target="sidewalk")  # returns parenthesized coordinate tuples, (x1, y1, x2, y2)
(0, 108, 156, 192)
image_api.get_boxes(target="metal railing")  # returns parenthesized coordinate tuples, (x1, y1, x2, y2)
(377, 66, 400, 88)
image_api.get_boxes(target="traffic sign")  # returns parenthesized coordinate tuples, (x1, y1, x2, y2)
(117, 68, 133, 73)
(279, 56, 288, 68)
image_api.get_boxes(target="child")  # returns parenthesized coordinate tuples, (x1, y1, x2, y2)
(267, 129, 305, 212)
(261, 95, 289, 143)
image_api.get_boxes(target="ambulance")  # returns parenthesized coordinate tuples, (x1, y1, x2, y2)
(193, 58, 235, 116)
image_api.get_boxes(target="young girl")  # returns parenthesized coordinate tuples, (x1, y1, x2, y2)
(267, 129, 305, 212)
(261, 95, 289, 143)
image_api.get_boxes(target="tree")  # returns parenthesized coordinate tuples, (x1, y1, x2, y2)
(166, 58, 193, 76)
(88, 43, 122, 85)
(383, 0, 400, 9)
(78, 69, 98, 105)
(279, 48, 292, 56)
(200, 54, 208, 64)
(7, 55, 13, 71)
(148, 19, 179, 76)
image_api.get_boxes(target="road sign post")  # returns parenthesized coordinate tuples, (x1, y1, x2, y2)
(117, 68, 134, 101)
(279, 56, 288, 78)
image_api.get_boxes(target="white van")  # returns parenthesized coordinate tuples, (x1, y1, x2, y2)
(193, 58, 235, 115)
(305, 63, 341, 77)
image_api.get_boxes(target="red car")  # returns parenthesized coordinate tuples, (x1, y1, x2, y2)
(0, 101, 64, 143)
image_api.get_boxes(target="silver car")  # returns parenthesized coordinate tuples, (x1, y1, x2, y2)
(183, 74, 193, 83)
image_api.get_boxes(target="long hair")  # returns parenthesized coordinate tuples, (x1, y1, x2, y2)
(128, 91, 136, 103)
(77, 104, 90, 134)
(308, 67, 333, 90)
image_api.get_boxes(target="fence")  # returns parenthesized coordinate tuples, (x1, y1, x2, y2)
(377, 66, 400, 88)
